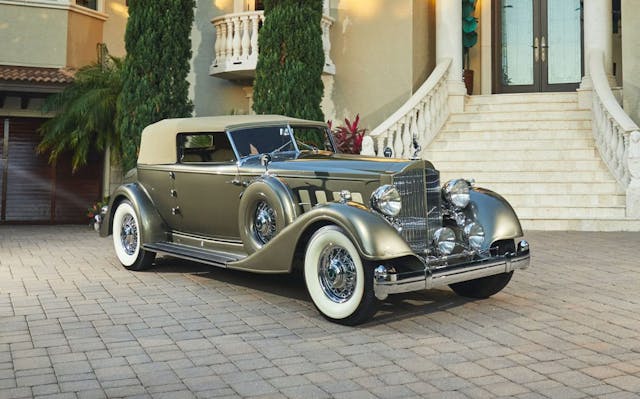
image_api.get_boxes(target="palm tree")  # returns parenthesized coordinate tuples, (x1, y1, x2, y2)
(38, 56, 123, 171)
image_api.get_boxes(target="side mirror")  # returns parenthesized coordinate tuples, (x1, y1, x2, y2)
(260, 153, 272, 174)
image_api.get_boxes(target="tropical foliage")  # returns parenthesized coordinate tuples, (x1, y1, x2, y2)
(329, 115, 366, 154)
(116, 0, 195, 171)
(252, 0, 324, 121)
(462, 0, 479, 69)
(38, 57, 123, 171)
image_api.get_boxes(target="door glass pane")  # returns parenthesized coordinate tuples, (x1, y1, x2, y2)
(501, 0, 533, 86)
(547, 0, 582, 84)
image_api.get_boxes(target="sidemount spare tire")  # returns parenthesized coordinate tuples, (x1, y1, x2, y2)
(238, 176, 298, 254)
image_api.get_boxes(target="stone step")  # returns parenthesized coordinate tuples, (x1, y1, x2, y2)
(424, 148, 600, 162)
(515, 206, 626, 220)
(445, 120, 591, 131)
(434, 159, 606, 172)
(429, 138, 595, 151)
(449, 110, 591, 123)
(466, 92, 578, 105)
(465, 101, 580, 113)
(467, 181, 622, 195)
(496, 194, 626, 208)
(438, 170, 615, 183)
(521, 218, 640, 232)
(437, 129, 592, 141)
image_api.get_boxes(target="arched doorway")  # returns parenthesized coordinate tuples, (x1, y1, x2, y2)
(492, 0, 583, 93)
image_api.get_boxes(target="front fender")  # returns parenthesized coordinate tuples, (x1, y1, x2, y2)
(467, 187, 524, 249)
(99, 183, 167, 245)
(228, 202, 419, 273)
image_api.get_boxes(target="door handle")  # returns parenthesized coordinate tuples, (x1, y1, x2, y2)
(533, 37, 539, 62)
(541, 36, 547, 63)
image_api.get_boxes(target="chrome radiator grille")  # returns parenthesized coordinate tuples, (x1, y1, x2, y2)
(392, 168, 441, 253)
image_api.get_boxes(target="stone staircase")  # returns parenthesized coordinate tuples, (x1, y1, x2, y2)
(423, 92, 640, 231)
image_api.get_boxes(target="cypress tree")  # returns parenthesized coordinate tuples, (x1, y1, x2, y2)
(117, 0, 195, 171)
(252, 0, 324, 121)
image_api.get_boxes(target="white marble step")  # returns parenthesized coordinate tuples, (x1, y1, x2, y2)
(438, 170, 615, 183)
(449, 110, 591, 123)
(465, 101, 580, 113)
(466, 92, 578, 105)
(445, 120, 591, 131)
(469, 181, 622, 195)
(434, 159, 607, 172)
(492, 194, 626, 208)
(439, 129, 592, 141)
(429, 138, 595, 151)
(522, 219, 640, 232)
(425, 148, 600, 162)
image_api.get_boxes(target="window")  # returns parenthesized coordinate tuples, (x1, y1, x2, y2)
(229, 125, 334, 159)
(76, 0, 98, 10)
(177, 132, 236, 163)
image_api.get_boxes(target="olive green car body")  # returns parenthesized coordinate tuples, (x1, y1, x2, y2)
(100, 115, 530, 323)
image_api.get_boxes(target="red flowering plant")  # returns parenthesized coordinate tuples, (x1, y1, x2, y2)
(87, 197, 109, 231)
(328, 114, 367, 154)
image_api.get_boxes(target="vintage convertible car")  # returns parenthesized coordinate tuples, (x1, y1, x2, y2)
(99, 115, 530, 325)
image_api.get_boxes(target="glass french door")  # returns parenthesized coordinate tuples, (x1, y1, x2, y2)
(494, 0, 583, 93)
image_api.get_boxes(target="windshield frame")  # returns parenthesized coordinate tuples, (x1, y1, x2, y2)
(227, 123, 336, 162)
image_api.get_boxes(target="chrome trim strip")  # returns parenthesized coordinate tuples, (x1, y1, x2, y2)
(373, 240, 530, 300)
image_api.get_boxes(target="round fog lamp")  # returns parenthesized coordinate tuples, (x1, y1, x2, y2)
(464, 222, 485, 250)
(433, 227, 456, 255)
(443, 179, 471, 209)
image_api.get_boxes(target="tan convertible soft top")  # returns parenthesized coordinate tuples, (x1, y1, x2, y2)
(137, 115, 323, 165)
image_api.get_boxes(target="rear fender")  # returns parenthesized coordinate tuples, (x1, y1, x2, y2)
(100, 183, 167, 245)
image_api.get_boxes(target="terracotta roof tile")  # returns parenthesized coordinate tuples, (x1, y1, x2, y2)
(0, 65, 75, 84)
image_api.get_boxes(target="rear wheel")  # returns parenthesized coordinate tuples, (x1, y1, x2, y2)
(112, 200, 155, 271)
(304, 226, 378, 325)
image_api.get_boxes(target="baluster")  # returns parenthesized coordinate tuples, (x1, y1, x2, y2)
(240, 15, 250, 60)
(250, 14, 259, 58)
(393, 124, 403, 158)
(232, 17, 241, 61)
(214, 22, 222, 64)
(225, 19, 233, 59)
(401, 117, 411, 157)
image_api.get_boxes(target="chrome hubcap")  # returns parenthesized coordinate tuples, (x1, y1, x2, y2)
(120, 214, 138, 256)
(318, 245, 357, 303)
(254, 201, 276, 244)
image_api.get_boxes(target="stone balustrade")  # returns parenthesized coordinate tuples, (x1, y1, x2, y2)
(361, 59, 451, 158)
(210, 11, 335, 79)
(590, 50, 640, 217)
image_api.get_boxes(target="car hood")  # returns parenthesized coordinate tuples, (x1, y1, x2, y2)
(240, 152, 435, 179)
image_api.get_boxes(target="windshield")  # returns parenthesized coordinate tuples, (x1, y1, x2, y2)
(229, 125, 334, 158)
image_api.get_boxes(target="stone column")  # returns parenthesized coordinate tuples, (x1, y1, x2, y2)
(578, 0, 615, 108)
(436, 0, 466, 112)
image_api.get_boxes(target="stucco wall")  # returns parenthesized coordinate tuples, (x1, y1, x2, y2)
(66, 8, 104, 68)
(412, 0, 435, 92)
(0, 4, 68, 67)
(622, 0, 640, 125)
(329, 0, 434, 130)
(103, 0, 128, 57)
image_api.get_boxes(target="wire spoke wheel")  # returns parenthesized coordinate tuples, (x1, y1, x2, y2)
(254, 201, 277, 244)
(318, 246, 357, 303)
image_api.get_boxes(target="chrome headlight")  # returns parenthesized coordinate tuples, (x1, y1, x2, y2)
(433, 227, 456, 255)
(371, 185, 402, 216)
(464, 222, 485, 250)
(443, 179, 471, 209)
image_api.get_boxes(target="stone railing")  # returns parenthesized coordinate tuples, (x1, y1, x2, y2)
(210, 11, 335, 79)
(590, 50, 640, 217)
(361, 59, 451, 158)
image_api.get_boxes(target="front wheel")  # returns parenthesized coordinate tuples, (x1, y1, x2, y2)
(304, 226, 378, 325)
(112, 200, 155, 271)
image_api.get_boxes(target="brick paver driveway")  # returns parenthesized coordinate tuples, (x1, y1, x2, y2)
(1, 226, 639, 399)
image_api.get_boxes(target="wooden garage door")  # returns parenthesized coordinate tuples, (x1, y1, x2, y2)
(0, 117, 102, 224)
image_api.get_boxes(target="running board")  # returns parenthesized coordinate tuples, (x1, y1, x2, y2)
(143, 242, 245, 267)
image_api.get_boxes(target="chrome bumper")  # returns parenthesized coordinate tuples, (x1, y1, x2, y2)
(373, 240, 530, 300)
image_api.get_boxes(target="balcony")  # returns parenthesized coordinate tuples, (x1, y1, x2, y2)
(209, 10, 335, 80)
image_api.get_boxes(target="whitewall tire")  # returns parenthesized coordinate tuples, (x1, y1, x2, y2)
(112, 200, 155, 271)
(304, 226, 378, 325)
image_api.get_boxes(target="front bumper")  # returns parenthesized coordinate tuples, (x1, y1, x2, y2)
(373, 240, 530, 300)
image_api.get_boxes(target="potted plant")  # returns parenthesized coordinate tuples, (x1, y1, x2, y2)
(462, 0, 478, 95)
